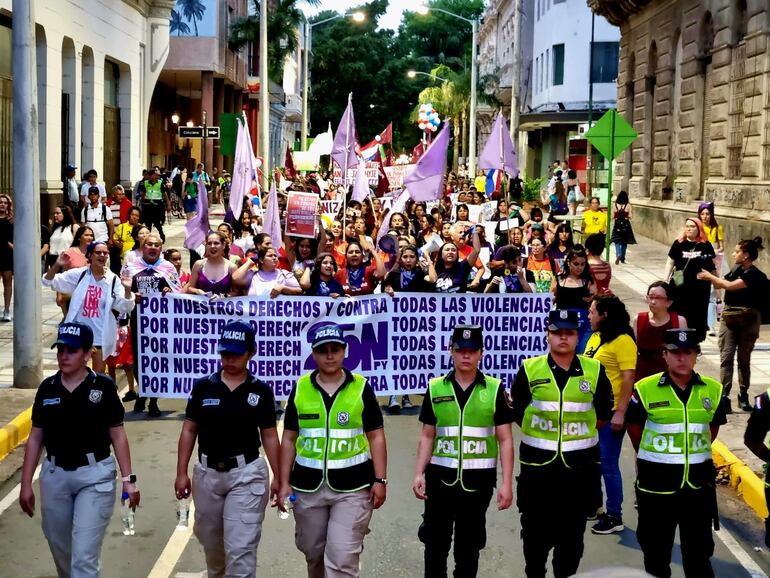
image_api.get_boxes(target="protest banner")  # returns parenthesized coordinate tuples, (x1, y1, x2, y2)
(320, 199, 342, 228)
(136, 293, 551, 400)
(332, 161, 379, 186)
(286, 191, 319, 238)
(467, 205, 483, 223)
(383, 164, 413, 188)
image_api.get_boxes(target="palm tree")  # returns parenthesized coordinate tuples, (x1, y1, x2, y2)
(177, 0, 206, 37)
(169, 9, 191, 36)
(228, 0, 320, 83)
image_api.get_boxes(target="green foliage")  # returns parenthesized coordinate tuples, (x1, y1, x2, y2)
(522, 177, 545, 203)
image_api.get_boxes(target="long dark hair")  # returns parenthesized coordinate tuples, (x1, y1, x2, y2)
(593, 294, 635, 346)
(308, 252, 338, 290)
(53, 205, 75, 233)
(557, 245, 592, 283)
(435, 242, 460, 273)
(549, 223, 574, 253)
(71, 226, 94, 248)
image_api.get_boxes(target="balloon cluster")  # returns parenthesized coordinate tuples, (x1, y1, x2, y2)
(418, 104, 440, 133)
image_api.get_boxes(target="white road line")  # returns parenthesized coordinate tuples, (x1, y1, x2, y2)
(715, 527, 769, 578)
(0, 465, 40, 516)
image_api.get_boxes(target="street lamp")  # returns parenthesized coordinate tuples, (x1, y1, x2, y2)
(301, 11, 366, 151)
(407, 70, 449, 83)
(416, 4, 478, 176)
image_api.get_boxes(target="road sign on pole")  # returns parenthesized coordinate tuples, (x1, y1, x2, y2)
(178, 126, 220, 139)
(585, 109, 638, 260)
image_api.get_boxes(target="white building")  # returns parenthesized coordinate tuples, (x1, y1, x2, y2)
(520, 0, 619, 179)
(0, 0, 174, 215)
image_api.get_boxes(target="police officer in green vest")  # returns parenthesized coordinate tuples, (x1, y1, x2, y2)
(511, 309, 613, 578)
(139, 168, 170, 242)
(744, 385, 770, 549)
(627, 328, 727, 577)
(278, 323, 387, 578)
(412, 324, 514, 578)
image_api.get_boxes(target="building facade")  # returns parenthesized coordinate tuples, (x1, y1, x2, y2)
(0, 0, 174, 214)
(589, 0, 770, 265)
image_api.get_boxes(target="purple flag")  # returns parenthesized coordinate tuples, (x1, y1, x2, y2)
(478, 111, 518, 177)
(331, 94, 358, 180)
(403, 120, 450, 202)
(351, 159, 370, 203)
(229, 116, 256, 221)
(263, 180, 282, 249)
(184, 179, 210, 251)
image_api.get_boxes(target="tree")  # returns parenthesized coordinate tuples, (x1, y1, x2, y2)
(177, 0, 206, 37)
(169, 9, 191, 36)
(228, 0, 320, 83)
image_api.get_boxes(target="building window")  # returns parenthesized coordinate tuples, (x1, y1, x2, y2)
(553, 43, 565, 85)
(545, 49, 550, 88)
(591, 42, 620, 84)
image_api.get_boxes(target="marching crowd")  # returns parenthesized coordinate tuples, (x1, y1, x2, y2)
(10, 158, 770, 578)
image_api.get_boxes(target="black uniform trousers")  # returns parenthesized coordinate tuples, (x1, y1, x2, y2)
(141, 201, 166, 242)
(636, 486, 715, 578)
(517, 460, 599, 578)
(418, 469, 494, 578)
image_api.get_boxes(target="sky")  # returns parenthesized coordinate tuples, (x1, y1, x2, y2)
(304, 0, 414, 32)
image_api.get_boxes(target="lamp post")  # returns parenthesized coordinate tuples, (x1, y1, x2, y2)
(301, 11, 365, 152)
(416, 5, 478, 176)
(407, 70, 449, 83)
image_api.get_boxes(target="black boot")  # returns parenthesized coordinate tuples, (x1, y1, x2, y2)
(133, 397, 146, 413)
(723, 395, 733, 415)
(147, 398, 161, 418)
(738, 391, 752, 412)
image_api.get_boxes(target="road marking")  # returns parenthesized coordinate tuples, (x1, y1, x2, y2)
(715, 527, 769, 578)
(150, 418, 285, 577)
(0, 465, 40, 516)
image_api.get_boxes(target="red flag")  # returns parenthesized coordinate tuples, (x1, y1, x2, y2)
(385, 147, 394, 167)
(374, 148, 390, 197)
(412, 142, 424, 162)
(379, 122, 392, 144)
(285, 147, 296, 180)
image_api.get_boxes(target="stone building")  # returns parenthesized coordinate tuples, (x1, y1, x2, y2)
(589, 0, 770, 263)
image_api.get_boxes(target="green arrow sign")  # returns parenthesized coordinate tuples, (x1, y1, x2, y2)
(585, 109, 637, 160)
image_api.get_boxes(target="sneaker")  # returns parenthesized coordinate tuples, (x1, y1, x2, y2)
(614, 257, 620, 265)
(591, 514, 624, 535)
(1, 310, 11, 322)
(388, 395, 401, 414)
(402, 395, 414, 409)
(122, 390, 137, 402)
(586, 506, 605, 521)
(738, 393, 752, 412)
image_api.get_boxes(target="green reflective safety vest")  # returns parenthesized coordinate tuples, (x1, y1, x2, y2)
(294, 373, 372, 492)
(635, 372, 722, 494)
(144, 180, 163, 201)
(429, 375, 499, 490)
(520, 355, 600, 467)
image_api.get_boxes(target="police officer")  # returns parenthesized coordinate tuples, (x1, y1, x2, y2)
(278, 323, 387, 578)
(627, 328, 726, 577)
(744, 386, 770, 549)
(511, 309, 613, 578)
(412, 324, 514, 578)
(175, 320, 281, 578)
(19, 322, 140, 577)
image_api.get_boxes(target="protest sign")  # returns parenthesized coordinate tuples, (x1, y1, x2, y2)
(383, 164, 413, 188)
(286, 192, 319, 238)
(320, 199, 342, 228)
(332, 162, 379, 186)
(136, 293, 551, 400)
(467, 205, 483, 223)
(482, 201, 497, 221)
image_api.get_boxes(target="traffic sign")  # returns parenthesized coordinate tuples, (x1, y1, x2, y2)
(178, 126, 220, 139)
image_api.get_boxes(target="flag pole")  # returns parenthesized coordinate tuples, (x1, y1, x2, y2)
(342, 94, 352, 238)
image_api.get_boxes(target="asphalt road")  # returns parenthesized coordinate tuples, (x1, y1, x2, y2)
(0, 398, 769, 578)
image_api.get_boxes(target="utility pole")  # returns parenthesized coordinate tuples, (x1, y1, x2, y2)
(509, 0, 522, 151)
(259, 0, 270, 192)
(12, 0, 42, 388)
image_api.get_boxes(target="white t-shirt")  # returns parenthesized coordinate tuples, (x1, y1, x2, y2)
(81, 203, 113, 242)
(80, 182, 107, 200)
(49, 226, 75, 256)
(78, 277, 113, 346)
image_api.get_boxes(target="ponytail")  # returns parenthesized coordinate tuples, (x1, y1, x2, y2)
(738, 237, 764, 261)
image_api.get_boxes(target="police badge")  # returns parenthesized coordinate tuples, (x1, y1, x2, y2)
(463, 329, 471, 340)
(337, 411, 350, 425)
(579, 380, 591, 393)
(247, 393, 260, 407)
(702, 397, 713, 410)
(88, 389, 103, 403)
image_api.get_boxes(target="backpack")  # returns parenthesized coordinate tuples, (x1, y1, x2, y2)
(81, 204, 108, 225)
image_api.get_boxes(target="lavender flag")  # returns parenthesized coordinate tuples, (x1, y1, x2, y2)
(403, 120, 450, 201)
(351, 158, 370, 203)
(229, 116, 256, 221)
(184, 179, 210, 251)
(331, 94, 358, 180)
(263, 180, 282, 248)
(478, 111, 518, 176)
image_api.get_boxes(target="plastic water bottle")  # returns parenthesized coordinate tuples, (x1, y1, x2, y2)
(278, 495, 297, 520)
(121, 492, 135, 536)
(176, 498, 190, 530)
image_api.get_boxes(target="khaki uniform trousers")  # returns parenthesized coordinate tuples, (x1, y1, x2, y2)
(293, 484, 373, 578)
(40, 454, 117, 578)
(193, 455, 270, 578)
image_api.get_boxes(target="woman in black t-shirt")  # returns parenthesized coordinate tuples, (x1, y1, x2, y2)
(698, 237, 766, 411)
(0, 194, 14, 321)
(434, 228, 481, 293)
(664, 217, 715, 342)
(383, 245, 437, 294)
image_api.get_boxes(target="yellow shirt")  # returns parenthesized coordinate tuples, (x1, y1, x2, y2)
(474, 175, 487, 193)
(703, 223, 724, 247)
(584, 332, 637, 409)
(114, 222, 137, 259)
(582, 209, 607, 235)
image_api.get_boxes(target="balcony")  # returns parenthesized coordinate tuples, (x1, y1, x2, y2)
(284, 93, 303, 122)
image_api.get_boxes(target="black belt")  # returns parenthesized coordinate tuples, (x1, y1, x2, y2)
(47, 449, 111, 471)
(199, 450, 260, 472)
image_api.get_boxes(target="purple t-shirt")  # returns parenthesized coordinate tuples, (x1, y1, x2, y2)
(435, 260, 472, 293)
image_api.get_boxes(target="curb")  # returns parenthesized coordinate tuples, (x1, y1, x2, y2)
(713, 439, 768, 519)
(0, 406, 32, 462)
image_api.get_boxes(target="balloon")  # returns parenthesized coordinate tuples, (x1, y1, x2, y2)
(418, 122, 426, 130)
(375, 135, 381, 142)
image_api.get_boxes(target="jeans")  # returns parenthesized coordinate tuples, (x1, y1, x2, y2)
(571, 309, 590, 354)
(614, 243, 627, 262)
(599, 425, 624, 518)
(719, 309, 761, 396)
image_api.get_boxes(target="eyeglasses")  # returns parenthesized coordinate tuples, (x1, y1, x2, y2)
(92, 251, 110, 256)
